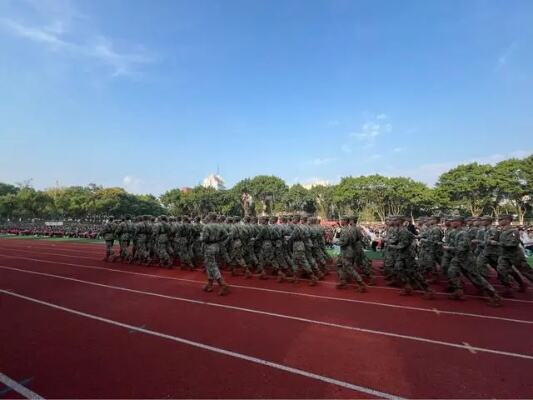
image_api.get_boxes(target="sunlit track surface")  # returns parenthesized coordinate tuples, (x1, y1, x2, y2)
(1, 238, 533, 399)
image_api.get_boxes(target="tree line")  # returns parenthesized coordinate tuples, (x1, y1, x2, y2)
(1, 155, 531, 224)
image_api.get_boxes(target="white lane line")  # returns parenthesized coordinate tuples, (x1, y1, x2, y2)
(0, 372, 43, 399)
(0, 289, 404, 400)
(463, 342, 477, 354)
(2, 265, 532, 361)
(1, 247, 531, 304)
(1, 254, 531, 324)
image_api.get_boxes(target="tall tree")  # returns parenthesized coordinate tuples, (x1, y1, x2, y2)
(436, 162, 496, 216)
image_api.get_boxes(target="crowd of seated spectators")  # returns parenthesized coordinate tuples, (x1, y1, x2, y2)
(0, 220, 103, 239)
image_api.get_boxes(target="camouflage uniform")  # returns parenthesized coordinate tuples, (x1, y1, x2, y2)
(446, 218, 500, 304)
(255, 216, 281, 279)
(351, 220, 374, 284)
(476, 216, 498, 278)
(382, 218, 398, 281)
(177, 217, 194, 269)
(289, 216, 318, 285)
(497, 215, 531, 292)
(153, 216, 172, 267)
(336, 216, 366, 291)
(133, 216, 150, 264)
(228, 217, 252, 277)
(391, 217, 433, 297)
(100, 217, 116, 261)
(441, 220, 456, 278)
(199, 213, 230, 295)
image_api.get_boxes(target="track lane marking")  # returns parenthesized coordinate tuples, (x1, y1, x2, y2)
(0, 246, 531, 304)
(0, 373, 43, 400)
(0, 289, 404, 400)
(0, 254, 531, 323)
(1, 265, 532, 361)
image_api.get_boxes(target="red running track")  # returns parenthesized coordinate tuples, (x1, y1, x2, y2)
(1, 238, 533, 399)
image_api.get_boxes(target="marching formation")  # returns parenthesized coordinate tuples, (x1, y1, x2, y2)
(99, 213, 532, 305)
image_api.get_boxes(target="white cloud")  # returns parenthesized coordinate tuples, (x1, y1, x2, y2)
(0, 1, 154, 78)
(350, 113, 392, 141)
(496, 42, 517, 70)
(311, 157, 337, 166)
(393, 147, 404, 153)
(122, 175, 143, 193)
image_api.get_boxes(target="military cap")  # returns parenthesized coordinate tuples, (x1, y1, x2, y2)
(270, 216, 278, 223)
(243, 216, 251, 223)
(108, 216, 115, 221)
(169, 216, 176, 222)
(280, 215, 288, 222)
(340, 216, 350, 222)
(194, 216, 201, 223)
(498, 214, 513, 221)
(160, 215, 168, 222)
(292, 215, 301, 222)
(301, 215, 308, 222)
(234, 216, 241, 223)
(450, 216, 464, 222)
(480, 215, 493, 222)
(251, 216, 258, 222)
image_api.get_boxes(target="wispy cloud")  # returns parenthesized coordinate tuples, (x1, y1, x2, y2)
(122, 175, 144, 193)
(311, 157, 337, 166)
(0, 0, 154, 78)
(496, 42, 518, 70)
(342, 113, 392, 152)
(392, 147, 404, 153)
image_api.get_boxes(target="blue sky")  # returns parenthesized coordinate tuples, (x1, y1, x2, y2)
(1, 0, 532, 194)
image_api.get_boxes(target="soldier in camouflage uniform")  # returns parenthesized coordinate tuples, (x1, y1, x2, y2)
(418, 216, 443, 282)
(444, 216, 501, 306)
(301, 216, 324, 279)
(216, 215, 231, 267)
(496, 214, 531, 296)
(288, 215, 319, 285)
(441, 217, 456, 283)
(227, 217, 252, 278)
(309, 217, 329, 276)
(390, 216, 434, 298)
(270, 216, 292, 279)
(200, 213, 230, 295)
(153, 215, 172, 268)
(128, 216, 142, 263)
(350, 216, 375, 285)
(132, 215, 150, 264)
(382, 216, 398, 284)
(279, 215, 296, 275)
(255, 216, 283, 280)
(148, 216, 157, 262)
(100, 216, 116, 261)
(177, 216, 194, 270)
(336, 216, 367, 292)
(189, 216, 203, 268)
(475, 216, 498, 278)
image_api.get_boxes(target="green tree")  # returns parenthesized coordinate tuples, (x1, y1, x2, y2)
(493, 156, 532, 224)
(233, 175, 288, 215)
(436, 162, 496, 216)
